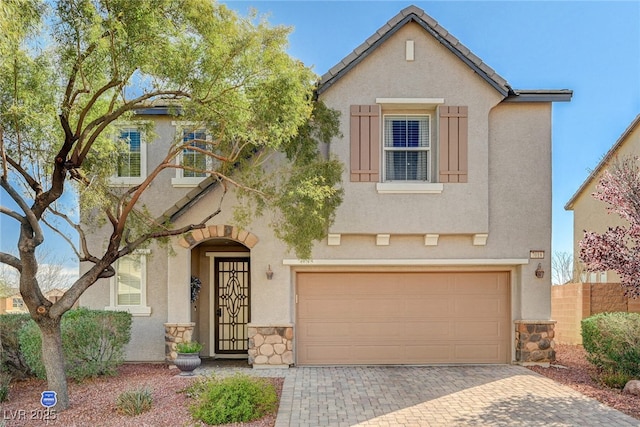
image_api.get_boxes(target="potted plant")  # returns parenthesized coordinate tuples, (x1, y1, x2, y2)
(174, 341, 203, 376)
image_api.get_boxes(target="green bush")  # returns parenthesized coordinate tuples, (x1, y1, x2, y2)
(0, 313, 33, 378)
(0, 370, 10, 402)
(176, 341, 202, 353)
(581, 312, 640, 377)
(188, 374, 278, 425)
(595, 369, 634, 389)
(116, 387, 153, 416)
(18, 308, 132, 381)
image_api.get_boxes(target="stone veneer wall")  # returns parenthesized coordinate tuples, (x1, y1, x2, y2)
(248, 326, 293, 367)
(515, 320, 556, 365)
(164, 322, 195, 361)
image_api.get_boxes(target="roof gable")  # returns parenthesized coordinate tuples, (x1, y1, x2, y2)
(317, 5, 572, 103)
(565, 114, 640, 210)
(318, 5, 511, 96)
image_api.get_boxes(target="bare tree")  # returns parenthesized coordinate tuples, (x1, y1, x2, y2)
(552, 251, 575, 285)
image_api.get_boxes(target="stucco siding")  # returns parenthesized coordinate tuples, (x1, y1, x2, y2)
(488, 103, 553, 319)
(321, 22, 503, 235)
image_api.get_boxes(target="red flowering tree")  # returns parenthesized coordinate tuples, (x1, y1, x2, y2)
(580, 156, 640, 298)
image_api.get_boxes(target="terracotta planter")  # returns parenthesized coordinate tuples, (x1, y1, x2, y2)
(174, 353, 201, 376)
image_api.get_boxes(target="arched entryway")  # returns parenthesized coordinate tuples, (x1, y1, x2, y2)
(181, 225, 258, 359)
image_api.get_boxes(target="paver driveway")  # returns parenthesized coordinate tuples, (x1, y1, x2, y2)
(268, 365, 639, 427)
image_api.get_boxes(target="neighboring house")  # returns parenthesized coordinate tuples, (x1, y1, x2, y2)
(565, 114, 640, 282)
(1, 288, 72, 314)
(557, 114, 640, 344)
(0, 289, 26, 314)
(80, 5, 571, 366)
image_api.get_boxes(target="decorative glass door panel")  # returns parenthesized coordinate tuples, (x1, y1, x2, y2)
(215, 258, 250, 354)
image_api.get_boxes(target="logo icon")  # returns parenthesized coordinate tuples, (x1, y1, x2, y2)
(41, 391, 57, 408)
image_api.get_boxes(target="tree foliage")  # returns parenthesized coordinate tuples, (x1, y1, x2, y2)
(0, 0, 342, 409)
(580, 156, 640, 297)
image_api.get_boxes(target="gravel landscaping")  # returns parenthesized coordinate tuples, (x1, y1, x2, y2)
(2, 345, 639, 426)
(528, 344, 640, 420)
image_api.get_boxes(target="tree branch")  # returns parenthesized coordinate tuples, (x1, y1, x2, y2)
(74, 79, 122, 144)
(0, 205, 26, 223)
(0, 252, 21, 271)
(76, 90, 192, 165)
(5, 154, 42, 195)
(62, 30, 113, 114)
(0, 177, 43, 246)
(41, 215, 82, 259)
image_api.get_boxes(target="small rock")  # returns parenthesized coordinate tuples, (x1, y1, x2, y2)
(623, 380, 640, 396)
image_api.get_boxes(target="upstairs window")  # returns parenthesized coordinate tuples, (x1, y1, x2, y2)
(110, 128, 146, 186)
(383, 115, 430, 181)
(181, 129, 208, 178)
(350, 103, 467, 193)
(117, 129, 142, 178)
(172, 124, 211, 187)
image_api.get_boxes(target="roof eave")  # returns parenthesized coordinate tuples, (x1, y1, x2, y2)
(503, 90, 573, 103)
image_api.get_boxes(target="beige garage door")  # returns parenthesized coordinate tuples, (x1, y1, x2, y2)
(296, 271, 510, 365)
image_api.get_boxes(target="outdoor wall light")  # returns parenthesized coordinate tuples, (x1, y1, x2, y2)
(535, 263, 545, 279)
(266, 265, 274, 280)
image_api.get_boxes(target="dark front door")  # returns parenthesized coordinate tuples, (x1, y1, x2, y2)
(214, 258, 250, 354)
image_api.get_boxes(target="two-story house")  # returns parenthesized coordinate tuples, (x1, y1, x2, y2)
(80, 5, 571, 367)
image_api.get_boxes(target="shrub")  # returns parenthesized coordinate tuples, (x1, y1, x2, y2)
(0, 313, 34, 378)
(116, 387, 153, 416)
(18, 308, 132, 381)
(188, 374, 278, 425)
(0, 370, 10, 402)
(581, 312, 640, 377)
(595, 369, 634, 389)
(176, 341, 202, 353)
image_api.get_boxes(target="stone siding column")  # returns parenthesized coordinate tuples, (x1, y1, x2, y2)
(248, 325, 293, 368)
(515, 320, 556, 366)
(164, 322, 196, 362)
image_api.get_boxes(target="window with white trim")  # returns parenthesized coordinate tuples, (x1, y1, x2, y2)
(383, 115, 430, 182)
(109, 128, 146, 186)
(106, 250, 151, 316)
(172, 124, 211, 187)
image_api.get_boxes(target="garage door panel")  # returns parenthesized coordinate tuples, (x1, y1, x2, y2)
(454, 344, 504, 362)
(454, 298, 504, 315)
(297, 271, 510, 365)
(405, 297, 452, 316)
(300, 345, 351, 364)
(454, 321, 505, 339)
(299, 300, 352, 318)
(302, 322, 353, 338)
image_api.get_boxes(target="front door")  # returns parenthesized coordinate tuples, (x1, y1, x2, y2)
(214, 258, 250, 354)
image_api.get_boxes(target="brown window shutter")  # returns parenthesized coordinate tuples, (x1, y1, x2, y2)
(350, 105, 380, 182)
(439, 106, 468, 183)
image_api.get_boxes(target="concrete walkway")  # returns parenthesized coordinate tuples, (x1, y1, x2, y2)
(199, 363, 640, 426)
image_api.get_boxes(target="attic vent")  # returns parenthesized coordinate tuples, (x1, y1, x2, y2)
(406, 40, 414, 61)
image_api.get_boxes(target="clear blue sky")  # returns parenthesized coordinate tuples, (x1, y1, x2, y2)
(1, 1, 639, 280)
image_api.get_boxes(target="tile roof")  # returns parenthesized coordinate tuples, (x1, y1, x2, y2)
(565, 114, 640, 210)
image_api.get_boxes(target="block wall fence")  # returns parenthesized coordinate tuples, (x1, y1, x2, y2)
(551, 283, 640, 345)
